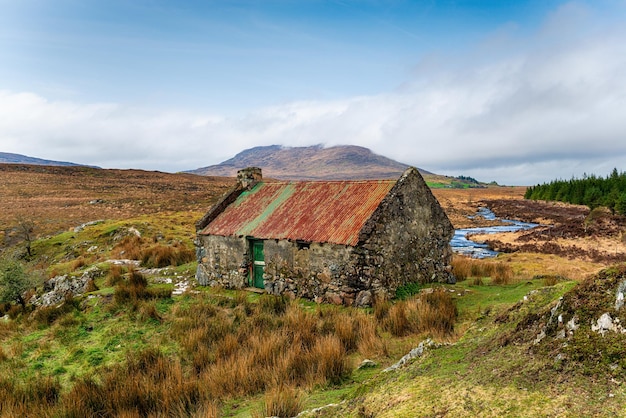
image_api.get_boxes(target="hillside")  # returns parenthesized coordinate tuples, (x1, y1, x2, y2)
(1, 165, 622, 417)
(0, 164, 231, 243)
(0, 152, 97, 168)
(187, 144, 427, 180)
(325, 265, 626, 417)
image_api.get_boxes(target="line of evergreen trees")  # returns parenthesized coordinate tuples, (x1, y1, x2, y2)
(525, 168, 626, 215)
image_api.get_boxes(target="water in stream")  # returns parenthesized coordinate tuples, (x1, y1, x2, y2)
(451, 207, 539, 258)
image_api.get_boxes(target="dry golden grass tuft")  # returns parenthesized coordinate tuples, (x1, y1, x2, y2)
(380, 288, 457, 338)
(113, 268, 171, 307)
(262, 384, 304, 418)
(111, 236, 195, 268)
(452, 256, 513, 284)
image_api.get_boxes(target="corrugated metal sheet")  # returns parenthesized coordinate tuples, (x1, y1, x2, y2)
(201, 180, 396, 246)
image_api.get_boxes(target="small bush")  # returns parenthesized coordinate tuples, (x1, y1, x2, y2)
(139, 302, 162, 322)
(85, 279, 98, 293)
(451, 256, 472, 281)
(310, 334, 351, 385)
(381, 289, 457, 338)
(413, 289, 458, 337)
(396, 281, 422, 299)
(111, 235, 143, 260)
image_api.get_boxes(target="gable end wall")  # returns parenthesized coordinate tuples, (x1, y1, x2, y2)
(356, 167, 455, 295)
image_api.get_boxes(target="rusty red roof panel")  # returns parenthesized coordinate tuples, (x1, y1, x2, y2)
(200, 180, 395, 246)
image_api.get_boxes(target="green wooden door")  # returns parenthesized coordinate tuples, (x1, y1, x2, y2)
(251, 240, 265, 289)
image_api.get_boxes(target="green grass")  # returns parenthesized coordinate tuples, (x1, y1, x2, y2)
(6, 209, 623, 417)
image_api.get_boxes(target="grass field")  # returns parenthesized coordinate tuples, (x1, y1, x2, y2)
(1, 165, 625, 417)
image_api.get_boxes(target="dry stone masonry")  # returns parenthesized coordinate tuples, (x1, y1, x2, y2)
(196, 167, 454, 306)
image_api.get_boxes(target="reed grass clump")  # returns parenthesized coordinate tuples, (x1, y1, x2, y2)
(112, 236, 195, 268)
(114, 268, 171, 306)
(452, 256, 513, 285)
(262, 384, 304, 418)
(381, 288, 457, 338)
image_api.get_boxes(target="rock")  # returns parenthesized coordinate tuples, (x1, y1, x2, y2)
(533, 331, 546, 345)
(73, 220, 105, 233)
(592, 313, 616, 335)
(127, 227, 142, 237)
(325, 292, 343, 305)
(106, 259, 141, 267)
(383, 339, 437, 372)
(357, 359, 378, 369)
(566, 315, 579, 334)
(196, 264, 210, 286)
(355, 290, 372, 307)
(616, 280, 626, 310)
(33, 269, 100, 307)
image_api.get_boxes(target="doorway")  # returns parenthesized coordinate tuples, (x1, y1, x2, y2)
(249, 239, 265, 289)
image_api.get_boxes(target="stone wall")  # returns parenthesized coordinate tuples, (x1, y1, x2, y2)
(356, 167, 455, 294)
(262, 240, 366, 305)
(195, 235, 249, 288)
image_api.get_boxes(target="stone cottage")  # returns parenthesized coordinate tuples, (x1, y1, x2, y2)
(195, 166, 454, 306)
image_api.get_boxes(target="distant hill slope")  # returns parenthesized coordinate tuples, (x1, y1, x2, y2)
(0, 152, 97, 168)
(187, 145, 430, 180)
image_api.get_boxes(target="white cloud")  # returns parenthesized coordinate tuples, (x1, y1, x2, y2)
(2, 2, 626, 185)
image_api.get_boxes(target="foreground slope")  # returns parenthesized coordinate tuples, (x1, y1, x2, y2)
(319, 266, 626, 417)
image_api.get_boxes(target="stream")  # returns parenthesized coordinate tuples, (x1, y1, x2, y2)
(451, 207, 539, 258)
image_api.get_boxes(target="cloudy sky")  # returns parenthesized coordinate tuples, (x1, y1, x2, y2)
(1, 0, 625, 185)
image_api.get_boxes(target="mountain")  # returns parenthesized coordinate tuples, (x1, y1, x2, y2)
(187, 145, 430, 180)
(0, 152, 97, 168)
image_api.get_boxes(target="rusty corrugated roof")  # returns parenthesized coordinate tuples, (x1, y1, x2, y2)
(200, 180, 396, 246)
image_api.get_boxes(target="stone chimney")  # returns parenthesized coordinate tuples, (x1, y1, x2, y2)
(237, 167, 262, 189)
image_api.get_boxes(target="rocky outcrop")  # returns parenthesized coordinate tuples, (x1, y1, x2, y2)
(30, 268, 101, 307)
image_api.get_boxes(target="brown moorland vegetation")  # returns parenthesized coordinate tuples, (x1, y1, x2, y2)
(3, 165, 626, 416)
(0, 164, 231, 243)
